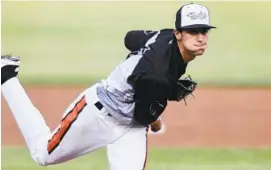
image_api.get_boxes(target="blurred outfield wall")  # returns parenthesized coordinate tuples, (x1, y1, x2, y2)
(2, 1, 271, 86)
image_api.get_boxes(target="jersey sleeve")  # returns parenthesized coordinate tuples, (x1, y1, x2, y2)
(124, 30, 158, 52)
(127, 31, 177, 102)
(133, 74, 177, 102)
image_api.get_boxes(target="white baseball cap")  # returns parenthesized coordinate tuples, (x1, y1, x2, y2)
(175, 3, 216, 29)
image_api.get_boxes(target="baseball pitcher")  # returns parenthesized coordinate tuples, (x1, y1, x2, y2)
(1, 3, 216, 170)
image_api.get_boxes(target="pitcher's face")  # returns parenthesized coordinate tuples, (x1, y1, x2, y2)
(181, 28, 210, 56)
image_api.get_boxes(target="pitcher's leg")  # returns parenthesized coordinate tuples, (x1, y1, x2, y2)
(2, 78, 115, 166)
(106, 124, 148, 170)
(2, 78, 52, 164)
(46, 88, 117, 165)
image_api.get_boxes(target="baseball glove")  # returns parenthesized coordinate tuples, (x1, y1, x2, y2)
(175, 75, 197, 105)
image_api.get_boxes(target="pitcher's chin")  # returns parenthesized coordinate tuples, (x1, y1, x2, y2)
(194, 49, 205, 56)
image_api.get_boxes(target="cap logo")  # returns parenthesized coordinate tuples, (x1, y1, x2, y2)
(186, 11, 207, 20)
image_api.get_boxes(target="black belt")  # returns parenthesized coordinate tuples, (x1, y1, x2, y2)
(95, 101, 112, 117)
(95, 101, 103, 110)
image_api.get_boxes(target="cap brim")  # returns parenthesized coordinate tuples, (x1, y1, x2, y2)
(179, 24, 216, 29)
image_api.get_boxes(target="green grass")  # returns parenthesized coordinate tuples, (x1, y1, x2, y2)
(2, 1, 271, 86)
(2, 147, 271, 170)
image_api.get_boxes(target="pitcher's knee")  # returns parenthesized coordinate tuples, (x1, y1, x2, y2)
(30, 149, 50, 166)
(30, 148, 60, 166)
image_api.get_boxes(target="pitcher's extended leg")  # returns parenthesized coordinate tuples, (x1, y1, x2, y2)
(2, 78, 117, 166)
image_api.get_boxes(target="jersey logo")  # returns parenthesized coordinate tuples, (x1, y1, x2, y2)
(149, 101, 164, 116)
(149, 104, 157, 115)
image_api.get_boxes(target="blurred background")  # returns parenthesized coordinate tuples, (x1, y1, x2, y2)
(1, 1, 271, 170)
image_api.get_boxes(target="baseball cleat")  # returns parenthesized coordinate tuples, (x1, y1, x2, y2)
(1, 54, 21, 85)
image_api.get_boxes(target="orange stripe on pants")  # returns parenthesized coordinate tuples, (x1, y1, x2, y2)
(47, 96, 87, 154)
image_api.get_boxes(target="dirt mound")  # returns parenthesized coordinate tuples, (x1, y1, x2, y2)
(2, 86, 271, 147)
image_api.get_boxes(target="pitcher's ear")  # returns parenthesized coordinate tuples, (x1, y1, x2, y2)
(174, 30, 182, 41)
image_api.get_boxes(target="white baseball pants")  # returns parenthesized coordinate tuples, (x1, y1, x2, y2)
(2, 78, 148, 170)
